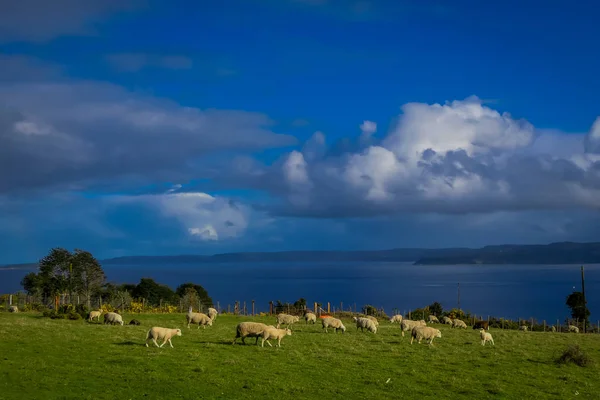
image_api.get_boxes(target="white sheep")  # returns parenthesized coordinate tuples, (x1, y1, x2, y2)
(88, 309, 102, 322)
(519, 325, 528, 332)
(480, 328, 494, 346)
(442, 316, 453, 325)
(568, 325, 579, 333)
(551, 326, 557, 332)
(276, 313, 300, 329)
(322, 317, 346, 333)
(186, 308, 213, 329)
(400, 319, 426, 337)
(389, 314, 403, 324)
(8, 305, 18, 313)
(355, 317, 377, 334)
(207, 307, 218, 320)
(305, 312, 317, 324)
(103, 312, 124, 326)
(452, 319, 468, 329)
(410, 326, 442, 345)
(428, 315, 440, 324)
(260, 325, 292, 347)
(145, 327, 182, 348)
(365, 315, 379, 327)
(232, 322, 269, 345)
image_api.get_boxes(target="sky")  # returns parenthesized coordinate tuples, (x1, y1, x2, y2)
(1, 0, 599, 263)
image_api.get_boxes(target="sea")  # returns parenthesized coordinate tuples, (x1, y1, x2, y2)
(1, 262, 598, 323)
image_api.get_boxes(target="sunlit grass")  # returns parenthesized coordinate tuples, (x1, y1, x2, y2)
(0, 313, 598, 399)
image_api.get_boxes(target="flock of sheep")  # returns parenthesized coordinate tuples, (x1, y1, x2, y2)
(233, 311, 498, 348)
(11, 302, 582, 349)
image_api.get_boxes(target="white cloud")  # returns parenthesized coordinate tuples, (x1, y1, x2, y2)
(246, 96, 600, 217)
(585, 117, 600, 154)
(359, 120, 377, 145)
(115, 192, 250, 241)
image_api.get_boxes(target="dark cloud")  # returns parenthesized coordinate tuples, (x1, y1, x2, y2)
(0, 0, 143, 42)
(105, 53, 194, 72)
(0, 78, 296, 194)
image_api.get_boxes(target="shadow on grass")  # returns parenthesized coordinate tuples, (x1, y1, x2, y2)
(115, 341, 141, 346)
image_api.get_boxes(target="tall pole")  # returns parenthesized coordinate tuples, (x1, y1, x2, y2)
(457, 283, 461, 310)
(581, 266, 587, 333)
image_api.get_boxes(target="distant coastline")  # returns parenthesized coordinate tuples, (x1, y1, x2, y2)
(2, 241, 599, 268)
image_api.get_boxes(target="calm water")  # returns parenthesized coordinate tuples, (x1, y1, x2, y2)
(2, 262, 598, 322)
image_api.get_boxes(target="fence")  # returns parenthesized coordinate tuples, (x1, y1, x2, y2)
(2, 292, 599, 333)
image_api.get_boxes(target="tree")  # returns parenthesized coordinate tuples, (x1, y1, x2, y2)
(175, 282, 213, 307)
(71, 249, 105, 308)
(428, 302, 443, 316)
(38, 247, 73, 299)
(293, 298, 307, 309)
(566, 291, 590, 325)
(21, 247, 106, 306)
(21, 272, 43, 296)
(133, 278, 178, 306)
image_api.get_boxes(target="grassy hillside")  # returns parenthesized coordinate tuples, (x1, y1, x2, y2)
(0, 313, 598, 399)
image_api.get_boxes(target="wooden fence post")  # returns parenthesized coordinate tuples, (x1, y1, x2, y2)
(252, 300, 255, 316)
(327, 302, 330, 314)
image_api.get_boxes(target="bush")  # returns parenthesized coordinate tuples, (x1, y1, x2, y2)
(557, 345, 592, 367)
(22, 303, 46, 312)
(75, 304, 89, 319)
(68, 311, 82, 320)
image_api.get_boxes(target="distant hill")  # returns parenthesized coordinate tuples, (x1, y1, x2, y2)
(3, 242, 600, 268)
(413, 242, 600, 265)
(100, 248, 467, 265)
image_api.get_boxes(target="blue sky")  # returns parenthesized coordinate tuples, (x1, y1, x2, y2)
(1, 0, 599, 263)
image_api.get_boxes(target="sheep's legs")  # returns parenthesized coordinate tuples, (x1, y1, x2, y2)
(152, 339, 160, 347)
(168, 339, 173, 348)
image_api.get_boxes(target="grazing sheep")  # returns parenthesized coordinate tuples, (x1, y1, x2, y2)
(103, 312, 124, 326)
(442, 316, 453, 325)
(519, 325, 528, 332)
(410, 326, 442, 345)
(322, 317, 346, 333)
(389, 314, 403, 324)
(305, 312, 317, 324)
(208, 307, 218, 320)
(364, 315, 379, 327)
(452, 319, 468, 329)
(568, 325, 579, 333)
(276, 313, 300, 329)
(129, 319, 141, 326)
(480, 329, 494, 346)
(260, 325, 292, 347)
(232, 322, 269, 345)
(551, 326, 557, 332)
(145, 327, 182, 348)
(400, 319, 426, 337)
(355, 317, 378, 334)
(473, 321, 490, 331)
(186, 308, 213, 329)
(428, 315, 440, 324)
(8, 306, 18, 313)
(88, 310, 102, 322)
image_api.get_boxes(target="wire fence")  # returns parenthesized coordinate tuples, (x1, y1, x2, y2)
(2, 293, 598, 333)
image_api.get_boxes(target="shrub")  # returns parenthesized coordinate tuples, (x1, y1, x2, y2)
(68, 311, 82, 320)
(557, 345, 592, 367)
(75, 304, 89, 319)
(22, 303, 46, 312)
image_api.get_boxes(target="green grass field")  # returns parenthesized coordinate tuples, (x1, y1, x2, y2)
(1, 312, 598, 399)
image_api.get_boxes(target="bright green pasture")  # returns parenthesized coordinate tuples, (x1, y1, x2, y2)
(0, 313, 598, 399)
